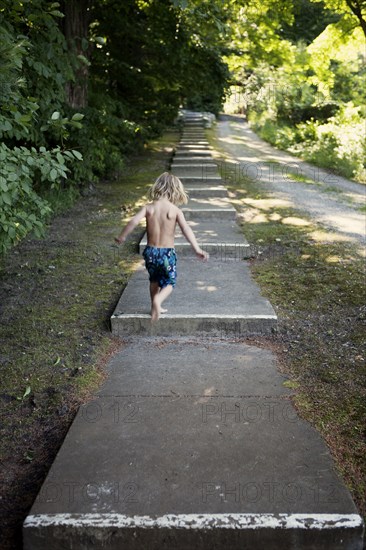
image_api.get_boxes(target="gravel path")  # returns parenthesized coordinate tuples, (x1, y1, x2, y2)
(215, 115, 366, 246)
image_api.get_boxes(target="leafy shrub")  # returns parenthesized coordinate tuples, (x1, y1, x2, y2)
(292, 106, 366, 182)
(0, 144, 81, 253)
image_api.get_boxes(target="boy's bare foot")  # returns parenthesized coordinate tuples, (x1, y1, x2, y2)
(160, 307, 168, 313)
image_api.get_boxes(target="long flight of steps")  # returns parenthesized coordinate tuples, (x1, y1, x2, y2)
(23, 111, 364, 549)
(111, 111, 276, 337)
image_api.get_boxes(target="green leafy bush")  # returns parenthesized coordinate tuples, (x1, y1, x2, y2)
(292, 106, 366, 181)
(0, 143, 82, 253)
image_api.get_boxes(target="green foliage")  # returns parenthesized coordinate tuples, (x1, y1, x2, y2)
(236, 15, 366, 183)
(279, 0, 341, 43)
(294, 106, 366, 181)
(0, 142, 83, 253)
(0, 7, 84, 254)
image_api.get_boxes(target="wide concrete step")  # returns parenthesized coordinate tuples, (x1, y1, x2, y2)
(111, 259, 275, 336)
(185, 185, 228, 198)
(182, 129, 206, 133)
(182, 132, 206, 137)
(172, 167, 220, 180)
(174, 155, 214, 161)
(171, 159, 216, 167)
(177, 176, 223, 185)
(180, 139, 207, 144)
(179, 140, 209, 145)
(175, 149, 213, 156)
(139, 218, 250, 259)
(181, 197, 236, 220)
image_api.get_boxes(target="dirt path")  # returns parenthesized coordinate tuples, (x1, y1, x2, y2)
(215, 115, 366, 247)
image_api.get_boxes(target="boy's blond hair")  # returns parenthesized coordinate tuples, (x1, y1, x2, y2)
(149, 172, 188, 205)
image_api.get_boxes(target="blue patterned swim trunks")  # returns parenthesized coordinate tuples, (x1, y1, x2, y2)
(142, 246, 177, 288)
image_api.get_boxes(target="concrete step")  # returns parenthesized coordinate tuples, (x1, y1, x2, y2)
(172, 166, 221, 179)
(176, 144, 212, 149)
(180, 140, 209, 145)
(174, 155, 214, 162)
(179, 144, 210, 149)
(181, 197, 236, 220)
(185, 185, 228, 198)
(182, 132, 206, 136)
(111, 259, 275, 336)
(175, 154, 213, 160)
(175, 149, 213, 156)
(139, 218, 250, 258)
(171, 159, 216, 167)
(182, 129, 206, 133)
(177, 176, 223, 185)
(172, 164, 218, 173)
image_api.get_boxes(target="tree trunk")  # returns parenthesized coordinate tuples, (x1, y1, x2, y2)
(63, 0, 91, 108)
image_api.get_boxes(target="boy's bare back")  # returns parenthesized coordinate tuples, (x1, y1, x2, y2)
(146, 198, 178, 248)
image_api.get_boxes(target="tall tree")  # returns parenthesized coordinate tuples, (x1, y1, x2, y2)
(62, 0, 91, 108)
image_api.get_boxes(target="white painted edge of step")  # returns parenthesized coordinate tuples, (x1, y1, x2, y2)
(181, 208, 235, 212)
(24, 513, 364, 530)
(111, 314, 277, 319)
(139, 242, 250, 246)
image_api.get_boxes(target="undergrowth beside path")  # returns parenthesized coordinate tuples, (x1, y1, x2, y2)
(0, 129, 179, 550)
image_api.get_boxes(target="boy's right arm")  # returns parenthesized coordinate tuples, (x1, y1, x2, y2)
(115, 206, 147, 244)
(177, 210, 209, 260)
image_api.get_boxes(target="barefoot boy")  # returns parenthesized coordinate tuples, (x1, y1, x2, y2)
(115, 172, 209, 321)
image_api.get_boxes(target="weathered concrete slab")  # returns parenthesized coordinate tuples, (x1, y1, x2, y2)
(181, 135, 206, 140)
(175, 149, 213, 156)
(179, 140, 209, 145)
(178, 176, 223, 185)
(171, 159, 216, 166)
(172, 166, 220, 179)
(185, 186, 228, 198)
(180, 197, 236, 220)
(176, 144, 212, 149)
(180, 136, 207, 139)
(184, 121, 204, 126)
(139, 218, 249, 256)
(110, 259, 275, 336)
(24, 338, 364, 549)
(174, 156, 214, 163)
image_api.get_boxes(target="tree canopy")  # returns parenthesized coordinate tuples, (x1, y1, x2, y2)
(0, 0, 365, 252)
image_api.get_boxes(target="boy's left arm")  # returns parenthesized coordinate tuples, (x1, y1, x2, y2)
(115, 206, 147, 244)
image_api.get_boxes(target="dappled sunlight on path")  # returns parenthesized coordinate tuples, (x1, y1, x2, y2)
(216, 117, 366, 248)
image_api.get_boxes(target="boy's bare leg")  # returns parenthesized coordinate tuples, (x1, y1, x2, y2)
(150, 282, 160, 303)
(151, 285, 173, 321)
(149, 282, 168, 315)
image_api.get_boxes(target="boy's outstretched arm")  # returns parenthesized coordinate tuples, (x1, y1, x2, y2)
(115, 206, 147, 244)
(177, 210, 209, 260)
